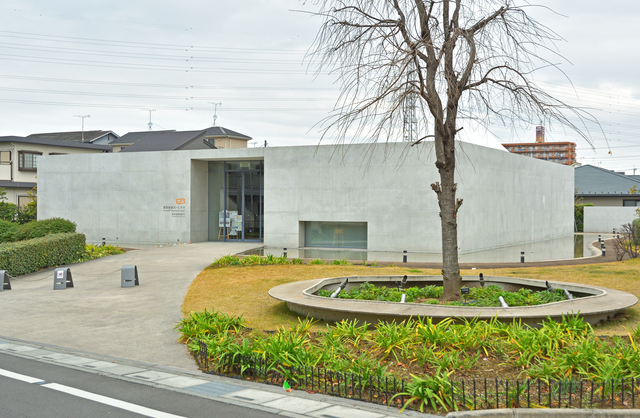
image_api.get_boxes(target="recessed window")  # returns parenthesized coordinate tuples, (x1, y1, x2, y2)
(0, 151, 10, 164)
(18, 151, 41, 171)
(304, 221, 367, 249)
(18, 195, 33, 207)
(623, 200, 640, 207)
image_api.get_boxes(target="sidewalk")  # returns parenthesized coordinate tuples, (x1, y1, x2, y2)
(0, 336, 429, 418)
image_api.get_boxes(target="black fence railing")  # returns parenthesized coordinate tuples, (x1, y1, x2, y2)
(193, 342, 639, 412)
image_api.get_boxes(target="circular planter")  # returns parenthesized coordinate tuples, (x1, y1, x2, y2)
(269, 275, 638, 327)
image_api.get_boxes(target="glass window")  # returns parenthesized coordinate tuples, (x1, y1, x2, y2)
(304, 221, 367, 249)
(18, 151, 41, 171)
(18, 195, 33, 207)
(623, 200, 640, 207)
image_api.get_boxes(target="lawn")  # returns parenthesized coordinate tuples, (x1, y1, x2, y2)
(182, 258, 640, 334)
(179, 257, 640, 412)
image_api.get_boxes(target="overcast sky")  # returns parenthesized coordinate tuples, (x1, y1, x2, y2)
(0, 0, 639, 174)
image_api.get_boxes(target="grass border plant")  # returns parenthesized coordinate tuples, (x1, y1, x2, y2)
(177, 306, 640, 413)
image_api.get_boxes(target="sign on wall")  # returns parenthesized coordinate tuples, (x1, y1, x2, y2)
(163, 198, 187, 217)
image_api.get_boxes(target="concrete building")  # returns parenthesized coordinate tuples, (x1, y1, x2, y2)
(0, 136, 109, 206)
(502, 126, 577, 166)
(38, 141, 574, 255)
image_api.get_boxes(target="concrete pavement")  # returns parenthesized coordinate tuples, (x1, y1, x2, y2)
(0, 242, 259, 371)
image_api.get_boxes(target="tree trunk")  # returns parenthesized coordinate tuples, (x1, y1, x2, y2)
(432, 128, 462, 301)
(439, 163, 462, 301)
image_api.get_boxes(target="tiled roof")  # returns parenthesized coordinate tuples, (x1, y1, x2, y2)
(27, 131, 117, 143)
(116, 126, 252, 152)
(203, 126, 252, 140)
(110, 130, 175, 145)
(0, 136, 110, 151)
(119, 130, 205, 152)
(575, 165, 640, 196)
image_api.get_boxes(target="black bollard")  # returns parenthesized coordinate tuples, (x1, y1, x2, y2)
(520, 251, 525, 263)
(403, 250, 407, 263)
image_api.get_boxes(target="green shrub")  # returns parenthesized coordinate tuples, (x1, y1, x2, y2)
(0, 201, 17, 221)
(0, 220, 18, 243)
(10, 218, 76, 242)
(0, 232, 86, 276)
(81, 244, 125, 261)
(633, 218, 640, 245)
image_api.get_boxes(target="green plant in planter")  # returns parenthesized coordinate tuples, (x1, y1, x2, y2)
(392, 369, 456, 412)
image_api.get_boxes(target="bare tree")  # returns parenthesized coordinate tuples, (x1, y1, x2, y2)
(305, 0, 597, 300)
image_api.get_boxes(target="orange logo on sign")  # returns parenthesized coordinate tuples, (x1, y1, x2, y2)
(176, 198, 186, 205)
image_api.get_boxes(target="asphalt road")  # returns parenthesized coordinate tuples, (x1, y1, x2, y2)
(0, 353, 279, 418)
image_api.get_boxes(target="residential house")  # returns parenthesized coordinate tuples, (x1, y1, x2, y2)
(575, 165, 640, 207)
(28, 130, 119, 145)
(0, 136, 109, 206)
(110, 127, 252, 153)
(574, 164, 640, 233)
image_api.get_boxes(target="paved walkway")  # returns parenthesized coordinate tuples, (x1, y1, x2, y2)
(0, 242, 259, 371)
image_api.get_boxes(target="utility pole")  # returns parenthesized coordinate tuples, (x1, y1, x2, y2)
(74, 115, 90, 142)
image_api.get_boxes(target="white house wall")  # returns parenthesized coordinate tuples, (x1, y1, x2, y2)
(38, 142, 574, 252)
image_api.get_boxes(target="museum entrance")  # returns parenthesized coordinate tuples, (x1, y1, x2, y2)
(209, 161, 263, 242)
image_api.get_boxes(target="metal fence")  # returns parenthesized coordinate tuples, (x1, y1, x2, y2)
(194, 341, 639, 412)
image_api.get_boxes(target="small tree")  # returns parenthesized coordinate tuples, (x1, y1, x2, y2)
(0, 187, 17, 221)
(17, 186, 37, 224)
(306, 0, 596, 300)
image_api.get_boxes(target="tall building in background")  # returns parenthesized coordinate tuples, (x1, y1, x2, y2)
(502, 126, 577, 166)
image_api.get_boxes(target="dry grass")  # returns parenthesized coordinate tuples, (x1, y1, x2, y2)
(182, 259, 640, 334)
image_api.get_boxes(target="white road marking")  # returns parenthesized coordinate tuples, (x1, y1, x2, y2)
(42, 383, 187, 418)
(0, 367, 45, 384)
(0, 367, 185, 418)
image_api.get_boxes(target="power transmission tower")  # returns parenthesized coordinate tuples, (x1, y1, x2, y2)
(402, 62, 418, 143)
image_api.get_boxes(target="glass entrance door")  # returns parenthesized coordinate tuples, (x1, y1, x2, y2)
(220, 163, 263, 242)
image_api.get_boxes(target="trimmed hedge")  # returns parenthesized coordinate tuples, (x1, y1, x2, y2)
(0, 218, 76, 243)
(0, 232, 86, 277)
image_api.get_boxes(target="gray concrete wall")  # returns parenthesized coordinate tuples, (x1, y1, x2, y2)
(38, 142, 573, 252)
(263, 142, 574, 253)
(39, 151, 195, 245)
(584, 206, 639, 233)
(189, 160, 209, 242)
